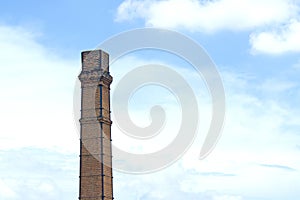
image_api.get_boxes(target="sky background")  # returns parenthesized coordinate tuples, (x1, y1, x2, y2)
(1, 0, 300, 199)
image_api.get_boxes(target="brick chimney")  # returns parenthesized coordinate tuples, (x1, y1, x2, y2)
(78, 50, 113, 200)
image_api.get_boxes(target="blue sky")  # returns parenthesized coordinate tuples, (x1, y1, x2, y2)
(1, 0, 300, 199)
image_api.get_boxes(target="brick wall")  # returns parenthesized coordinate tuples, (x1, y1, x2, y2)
(79, 50, 113, 200)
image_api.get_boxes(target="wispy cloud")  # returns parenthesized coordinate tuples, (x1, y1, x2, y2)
(250, 20, 300, 55)
(0, 147, 78, 200)
(292, 59, 300, 69)
(259, 164, 296, 171)
(110, 55, 300, 200)
(259, 78, 296, 93)
(200, 172, 236, 177)
(114, 163, 242, 200)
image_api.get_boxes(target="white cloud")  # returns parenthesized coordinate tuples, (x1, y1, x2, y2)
(0, 180, 17, 199)
(180, 69, 300, 198)
(0, 24, 79, 153)
(259, 78, 296, 93)
(250, 20, 300, 54)
(116, 0, 297, 32)
(108, 54, 300, 199)
(0, 148, 78, 200)
(2, 21, 300, 200)
(116, 0, 300, 54)
(212, 194, 242, 200)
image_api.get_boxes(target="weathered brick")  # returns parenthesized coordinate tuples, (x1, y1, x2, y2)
(79, 50, 113, 200)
